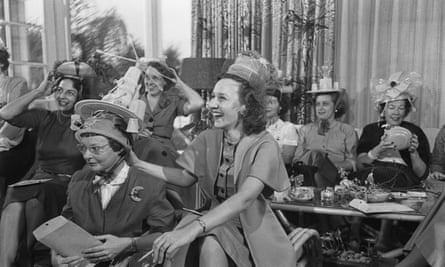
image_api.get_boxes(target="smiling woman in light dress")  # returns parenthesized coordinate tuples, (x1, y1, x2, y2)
(127, 52, 296, 267)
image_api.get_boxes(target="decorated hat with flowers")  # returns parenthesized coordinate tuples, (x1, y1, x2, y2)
(372, 71, 422, 111)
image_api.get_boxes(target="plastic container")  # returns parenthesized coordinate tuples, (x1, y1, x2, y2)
(321, 187, 335, 206)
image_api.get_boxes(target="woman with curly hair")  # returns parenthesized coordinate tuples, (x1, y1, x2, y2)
(137, 59, 203, 160)
(128, 53, 296, 267)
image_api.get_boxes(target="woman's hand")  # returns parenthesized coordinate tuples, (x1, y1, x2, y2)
(408, 134, 419, 153)
(126, 150, 142, 167)
(429, 171, 445, 181)
(369, 133, 396, 158)
(52, 253, 84, 267)
(82, 234, 131, 263)
(152, 222, 201, 265)
(35, 77, 54, 96)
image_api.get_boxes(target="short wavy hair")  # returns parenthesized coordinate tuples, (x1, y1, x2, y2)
(312, 92, 347, 119)
(220, 73, 266, 135)
(146, 61, 176, 90)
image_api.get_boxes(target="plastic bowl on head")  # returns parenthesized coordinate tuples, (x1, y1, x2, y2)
(385, 126, 412, 150)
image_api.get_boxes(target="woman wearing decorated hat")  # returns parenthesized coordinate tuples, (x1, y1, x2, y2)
(355, 72, 430, 253)
(0, 61, 95, 266)
(292, 78, 357, 188)
(137, 58, 204, 159)
(51, 109, 175, 266)
(356, 72, 430, 189)
(127, 52, 296, 267)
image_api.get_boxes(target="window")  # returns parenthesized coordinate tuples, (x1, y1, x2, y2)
(0, 0, 70, 89)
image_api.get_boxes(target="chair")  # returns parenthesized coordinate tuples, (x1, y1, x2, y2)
(274, 209, 322, 267)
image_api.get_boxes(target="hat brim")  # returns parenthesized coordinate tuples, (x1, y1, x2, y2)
(306, 89, 341, 94)
(74, 100, 142, 129)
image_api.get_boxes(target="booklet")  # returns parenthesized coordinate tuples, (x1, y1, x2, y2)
(33, 216, 102, 257)
(9, 179, 53, 188)
(349, 198, 415, 214)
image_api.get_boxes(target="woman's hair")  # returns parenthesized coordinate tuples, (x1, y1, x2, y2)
(146, 61, 176, 90)
(378, 99, 412, 118)
(313, 92, 346, 119)
(221, 73, 266, 135)
(0, 49, 10, 72)
(54, 77, 87, 100)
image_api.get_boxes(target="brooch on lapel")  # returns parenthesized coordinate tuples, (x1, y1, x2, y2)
(130, 186, 144, 202)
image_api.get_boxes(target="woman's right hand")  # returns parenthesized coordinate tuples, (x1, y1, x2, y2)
(369, 133, 396, 158)
(429, 171, 445, 181)
(52, 253, 84, 267)
(36, 77, 54, 96)
(126, 150, 142, 167)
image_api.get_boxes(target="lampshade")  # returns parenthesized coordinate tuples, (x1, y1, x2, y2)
(180, 58, 233, 90)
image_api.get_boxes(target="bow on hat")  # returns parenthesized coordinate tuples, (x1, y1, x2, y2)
(373, 71, 422, 111)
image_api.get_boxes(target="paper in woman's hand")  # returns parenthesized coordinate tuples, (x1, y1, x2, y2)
(33, 216, 101, 257)
(9, 178, 53, 187)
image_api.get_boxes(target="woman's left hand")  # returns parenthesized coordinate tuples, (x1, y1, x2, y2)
(408, 134, 419, 153)
(82, 234, 131, 263)
(152, 224, 201, 265)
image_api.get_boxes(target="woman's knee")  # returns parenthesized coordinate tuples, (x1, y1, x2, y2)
(199, 236, 226, 261)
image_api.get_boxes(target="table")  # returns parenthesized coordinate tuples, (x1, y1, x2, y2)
(271, 200, 426, 222)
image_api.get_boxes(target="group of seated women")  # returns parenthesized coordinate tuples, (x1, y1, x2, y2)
(0, 48, 444, 267)
(0, 52, 299, 267)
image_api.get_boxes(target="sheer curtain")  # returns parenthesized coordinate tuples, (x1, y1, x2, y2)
(191, 0, 335, 123)
(335, 0, 445, 128)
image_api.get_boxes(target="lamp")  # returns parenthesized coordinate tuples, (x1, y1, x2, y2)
(180, 58, 233, 90)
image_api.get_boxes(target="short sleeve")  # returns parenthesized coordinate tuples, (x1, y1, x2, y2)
(248, 140, 289, 192)
(176, 132, 207, 179)
(281, 123, 299, 146)
(7, 109, 48, 129)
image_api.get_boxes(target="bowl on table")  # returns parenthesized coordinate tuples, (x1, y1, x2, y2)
(289, 186, 314, 201)
(366, 191, 390, 203)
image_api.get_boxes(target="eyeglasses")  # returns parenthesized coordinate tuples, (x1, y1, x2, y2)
(77, 143, 109, 155)
(54, 87, 78, 98)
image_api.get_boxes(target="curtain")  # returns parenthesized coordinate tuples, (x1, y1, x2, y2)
(191, 0, 336, 124)
(335, 0, 445, 129)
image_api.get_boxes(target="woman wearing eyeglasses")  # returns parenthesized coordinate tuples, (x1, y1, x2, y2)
(51, 110, 175, 266)
(0, 61, 95, 267)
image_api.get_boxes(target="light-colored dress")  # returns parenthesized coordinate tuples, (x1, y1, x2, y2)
(266, 119, 299, 149)
(174, 129, 296, 267)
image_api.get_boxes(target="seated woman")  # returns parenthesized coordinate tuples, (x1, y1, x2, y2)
(356, 71, 430, 189)
(428, 125, 445, 180)
(355, 72, 430, 253)
(0, 61, 95, 266)
(52, 109, 176, 266)
(136, 59, 204, 159)
(128, 52, 296, 267)
(292, 86, 357, 187)
(265, 80, 299, 166)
